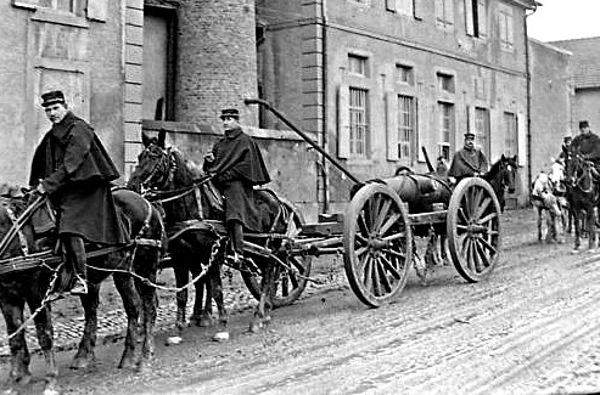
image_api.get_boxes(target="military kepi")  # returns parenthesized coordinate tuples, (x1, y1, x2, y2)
(579, 120, 589, 129)
(464, 132, 476, 139)
(220, 108, 240, 120)
(41, 90, 66, 107)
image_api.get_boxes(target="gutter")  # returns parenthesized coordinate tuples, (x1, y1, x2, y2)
(524, 2, 539, 197)
(321, 0, 329, 213)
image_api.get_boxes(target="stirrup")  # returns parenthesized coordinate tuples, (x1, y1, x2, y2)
(70, 276, 88, 295)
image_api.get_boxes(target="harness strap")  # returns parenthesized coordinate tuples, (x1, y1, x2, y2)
(0, 195, 46, 258)
(4, 205, 30, 256)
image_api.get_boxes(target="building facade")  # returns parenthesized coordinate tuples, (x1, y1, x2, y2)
(0, 0, 259, 183)
(258, 0, 537, 211)
(551, 37, 600, 136)
(529, 39, 572, 178)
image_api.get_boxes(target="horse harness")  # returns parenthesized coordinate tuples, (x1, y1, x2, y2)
(0, 193, 162, 277)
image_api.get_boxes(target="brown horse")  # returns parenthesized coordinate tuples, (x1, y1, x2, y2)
(0, 187, 164, 394)
(127, 130, 295, 336)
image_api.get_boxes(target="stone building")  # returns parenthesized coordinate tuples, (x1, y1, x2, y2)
(0, 0, 260, 182)
(528, 39, 572, 178)
(257, 0, 538, 210)
(550, 36, 600, 136)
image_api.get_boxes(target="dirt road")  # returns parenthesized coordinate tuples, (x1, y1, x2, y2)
(2, 209, 600, 394)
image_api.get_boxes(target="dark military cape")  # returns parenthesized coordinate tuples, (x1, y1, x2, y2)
(204, 127, 271, 185)
(29, 112, 129, 245)
(204, 127, 271, 231)
(448, 148, 489, 178)
(571, 132, 600, 160)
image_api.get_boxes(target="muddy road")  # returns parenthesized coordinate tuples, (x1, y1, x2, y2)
(2, 209, 600, 394)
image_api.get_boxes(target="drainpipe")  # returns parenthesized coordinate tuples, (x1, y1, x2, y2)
(320, 0, 330, 214)
(524, 2, 539, 197)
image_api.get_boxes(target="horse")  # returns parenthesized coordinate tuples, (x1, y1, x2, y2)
(531, 171, 564, 243)
(482, 154, 518, 213)
(127, 129, 290, 336)
(0, 186, 164, 394)
(564, 151, 599, 251)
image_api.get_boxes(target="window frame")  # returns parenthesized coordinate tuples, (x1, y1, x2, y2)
(396, 64, 415, 86)
(437, 72, 455, 94)
(435, 0, 454, 30)
(348, 54, 369, 78)
(438, 101, 455, 161)
(504, 111, 518, 157)
(498, 4, 514, 52)
(349, 87, 370, 158)
(397, 95, 416, 162)
(474, 107, 490, 157)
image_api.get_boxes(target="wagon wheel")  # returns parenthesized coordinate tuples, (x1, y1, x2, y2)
(447, 177, 501, 282)
(343, 183, 413, 308)
(241, 200, 312, 308)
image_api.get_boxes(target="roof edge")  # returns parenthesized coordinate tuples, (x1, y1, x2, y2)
(529, 38, 573, 56)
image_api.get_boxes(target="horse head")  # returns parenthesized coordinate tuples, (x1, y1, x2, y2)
(567, 151, 597, 194)
(488, 154, 517, 194)
(127, 129, 171, 194)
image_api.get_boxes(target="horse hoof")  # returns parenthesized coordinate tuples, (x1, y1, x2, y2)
(118, 357, 137, 370)
(43, 385, 60, 395)
(165, 336, 182, 346)
(212, 331, 230, 342)
(249, 322, 263, 333)
(70, 356, 93, 370)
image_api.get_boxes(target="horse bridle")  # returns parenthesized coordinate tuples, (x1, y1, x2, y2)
(570, 154, 597, 194)
(140, 144, 176, 192)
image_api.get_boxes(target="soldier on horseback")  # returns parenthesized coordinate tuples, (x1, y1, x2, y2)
(448, 132, 489, 185)
(203, 108, 271, 271)
(29, 90, 130, 295)
(570, 120, 600, 162)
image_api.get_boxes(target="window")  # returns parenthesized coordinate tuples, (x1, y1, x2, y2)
(348, 54, 368, 77)
(499, 5, 514, 51)
(349, 88, 369, 157)
(474, 107, 490, 157)
(397, 0, 414, 16)
(39, 0, 84, 15)
(465, 0, 487, 38)
(437, 72, 455, 93)
(398, 95, 416, 161)
(396, 64, 414, 86)
(504, 112, 518, 156)
(435, 0, 454, 29)
(438, 102, 454, 161)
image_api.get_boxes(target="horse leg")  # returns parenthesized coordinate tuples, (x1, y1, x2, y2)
(537, 207, 543, 242)
(26, 288, 58, 394)
(134, 249, 159, 365)
(113, 272, 141, 370)
(587, 208, 596, 250)
(173, 263, 189, 335)
(189, 265, 210, 327)
(211, 263, 229, 341)
(0, 295, 32, 390)
(71, 282, 101, 370)
(573, 209, 581, 252)
(249, 263, 272, 333)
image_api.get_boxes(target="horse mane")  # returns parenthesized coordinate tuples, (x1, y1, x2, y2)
(161, 148, 203, 225)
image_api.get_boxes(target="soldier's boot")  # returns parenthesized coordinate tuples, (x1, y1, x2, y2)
(64, 235, 88, 295)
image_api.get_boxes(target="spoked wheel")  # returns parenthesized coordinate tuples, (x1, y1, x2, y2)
(241, 200, 312, 308)
(343, 183, 413, 308)
(447, 177, 501, 282)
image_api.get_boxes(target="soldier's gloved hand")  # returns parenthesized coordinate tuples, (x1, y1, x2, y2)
(35, 182, 47, 195)
(204, 152, 215, 162)
(449, 176, 456, 185)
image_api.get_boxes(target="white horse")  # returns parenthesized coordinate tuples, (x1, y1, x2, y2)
(532, 170, 564, 243)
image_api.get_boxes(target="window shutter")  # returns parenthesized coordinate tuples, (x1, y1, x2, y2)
(506, 13, 514, 48)
(338, 85, 350, 159)
(477, 0, 487, 38)
(489, 109, 500, 163)
(386, 0, 396, 12)
(517, 112, 527, 166)
(435, 0, 444, 22)
(418, 100, 428, 162)
(413, 0, 424, 20)
(413, 98, 420, 164)
(446, 0, 455, 25)
(468, 105, 476, 135)
(499, 13, 507, 46)
(465, 0, 474, 36)
(87, 0, 108, 22)
(386, 92, 399, 161)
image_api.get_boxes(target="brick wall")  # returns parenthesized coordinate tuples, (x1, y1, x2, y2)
(176, 0, 259, 127)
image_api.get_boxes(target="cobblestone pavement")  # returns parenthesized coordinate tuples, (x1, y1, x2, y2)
(0, 209, 536, 358)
